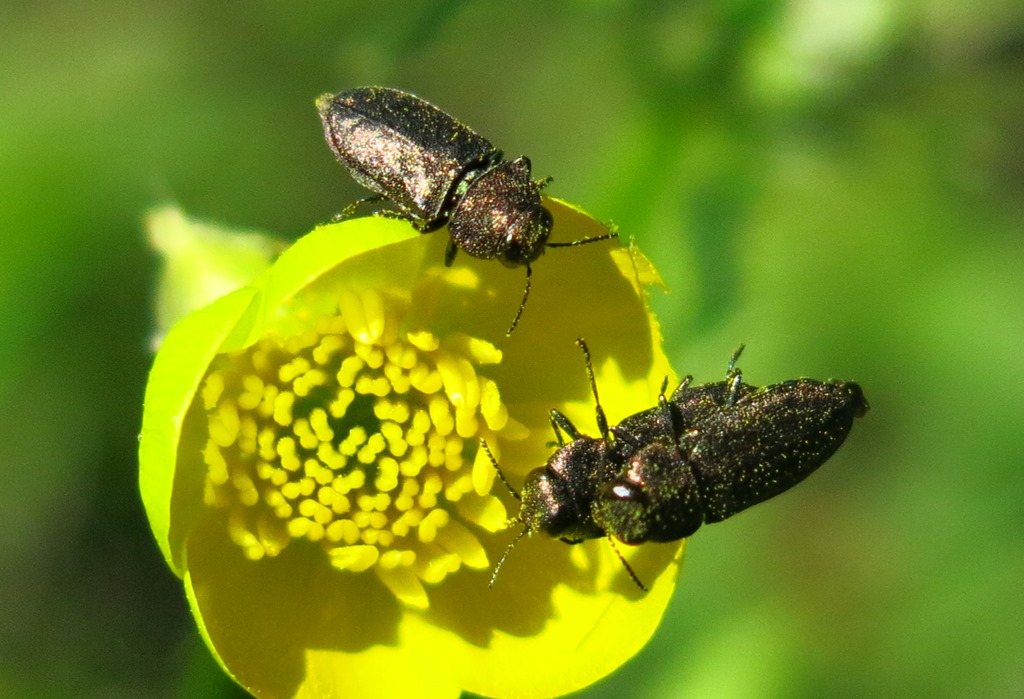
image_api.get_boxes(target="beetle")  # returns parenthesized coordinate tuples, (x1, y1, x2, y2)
(317, 87, 615, 334)
(592, 376, 868, 546)
(485, 340, 868, 588)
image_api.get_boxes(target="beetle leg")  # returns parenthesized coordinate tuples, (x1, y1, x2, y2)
(504, 265, 531, 335)
(575, 338, 610, 440)
(334, 194, 383, 221)
(549, 409, 581, 446)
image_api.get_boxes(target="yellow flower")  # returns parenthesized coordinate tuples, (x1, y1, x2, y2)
(139, 199, 682, 699)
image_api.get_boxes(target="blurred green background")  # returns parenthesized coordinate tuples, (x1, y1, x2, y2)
(2, 1, 1022, 697)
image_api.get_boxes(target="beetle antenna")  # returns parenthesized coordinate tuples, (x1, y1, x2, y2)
(479, 438, 520, 500)
(547, 231, 618, 248)
(506, 231, 617, 336)
(607, 536, 648, 592)
(575, 338, 610, 439)
(489, 524, 528, 588)
(480, 438, 530, 588)
(505, 265, 532, 336)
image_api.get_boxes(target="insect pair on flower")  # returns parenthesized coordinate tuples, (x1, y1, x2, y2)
(318, 85, 868, 589)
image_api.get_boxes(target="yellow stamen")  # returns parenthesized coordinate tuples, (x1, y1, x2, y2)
(199, 288, 514, 608)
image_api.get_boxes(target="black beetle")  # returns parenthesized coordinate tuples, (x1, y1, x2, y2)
(317, 87, 614, 334)
(593, 376, 868, 546)
(485, 340, 868, 588)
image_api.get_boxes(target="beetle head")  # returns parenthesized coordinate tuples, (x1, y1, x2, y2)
(449, 157, 552, 267)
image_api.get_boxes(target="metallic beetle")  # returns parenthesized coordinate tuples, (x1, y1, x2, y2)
(488, 341, 868, 587)
(317, 87, 613, 333)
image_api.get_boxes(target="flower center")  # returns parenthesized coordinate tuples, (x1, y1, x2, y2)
(199, 287, 512, 609)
